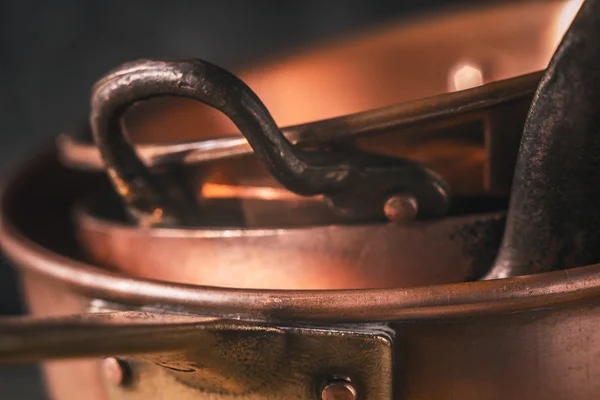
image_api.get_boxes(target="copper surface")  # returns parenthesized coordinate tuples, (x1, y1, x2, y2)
(102, 323, 393, 400)
(2, 152, 600, 322)
(0, 307, 394, 399)
(74, 195, 502, 290)
(19, 273, 108, 400)
(71, 135, 501, 289)
(3, 153, 600, 400)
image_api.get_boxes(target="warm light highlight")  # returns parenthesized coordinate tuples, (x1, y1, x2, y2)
(201, 183, 302, 201)
(552, 0, 584, 48)
(449, 63, 484, 92)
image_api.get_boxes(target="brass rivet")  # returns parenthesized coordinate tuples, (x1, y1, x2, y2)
(102, 357, 127, 386)
(321, 380, 357, 400)
(383, 194, 418, 223)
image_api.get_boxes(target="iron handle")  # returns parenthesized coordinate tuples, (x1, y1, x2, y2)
(90, 59, 449, 226)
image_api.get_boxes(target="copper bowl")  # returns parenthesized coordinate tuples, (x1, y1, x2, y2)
(73, 189, 505, 290)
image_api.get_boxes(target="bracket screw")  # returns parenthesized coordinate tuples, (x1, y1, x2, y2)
(384, 194, 418, 223)
(321, 380, 357, 400)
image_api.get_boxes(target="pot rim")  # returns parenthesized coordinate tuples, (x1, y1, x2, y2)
(75, 194, 505, 237)
(2, 152, 600, 323)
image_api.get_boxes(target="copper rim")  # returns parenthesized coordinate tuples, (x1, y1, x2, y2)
(2, 151, 600, 323)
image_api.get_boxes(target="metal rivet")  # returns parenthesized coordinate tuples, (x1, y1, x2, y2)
(383, 194, 418, 223)
(102, 357, 127, 386)
(321, 380, 357, 400)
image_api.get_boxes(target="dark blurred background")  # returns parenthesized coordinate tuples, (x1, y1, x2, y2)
(0, 1, 484, 398)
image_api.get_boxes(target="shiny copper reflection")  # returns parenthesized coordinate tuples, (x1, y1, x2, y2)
(75, 200, 502, 290)
(201, 183, 303, 201)
(449, 62, 484, 92)
(548, 0, 584, 55)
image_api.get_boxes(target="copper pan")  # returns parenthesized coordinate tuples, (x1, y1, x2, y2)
(58, 0, 573, 197)
(3, 149, 600, 400)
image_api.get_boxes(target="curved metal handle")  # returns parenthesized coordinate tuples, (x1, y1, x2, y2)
(91, 59, 449, 226)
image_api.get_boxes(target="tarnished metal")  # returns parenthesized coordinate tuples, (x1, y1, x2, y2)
(71, 139, 505, 290)
(104, 323, 393, 400)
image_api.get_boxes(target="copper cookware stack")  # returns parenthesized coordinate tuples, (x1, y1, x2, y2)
(3, 1, 600, 399)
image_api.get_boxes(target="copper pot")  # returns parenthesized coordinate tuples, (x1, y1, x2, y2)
(2, 148, 600, 400)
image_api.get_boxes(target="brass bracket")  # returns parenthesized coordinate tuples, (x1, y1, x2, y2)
(104, 323, 393, 400)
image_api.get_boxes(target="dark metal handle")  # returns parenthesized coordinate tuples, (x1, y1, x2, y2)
(485, 0, 600, 279)
(91, 59, 449, 226)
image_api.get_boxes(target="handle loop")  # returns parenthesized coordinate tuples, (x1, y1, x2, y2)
(91, 59, 449, 225)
